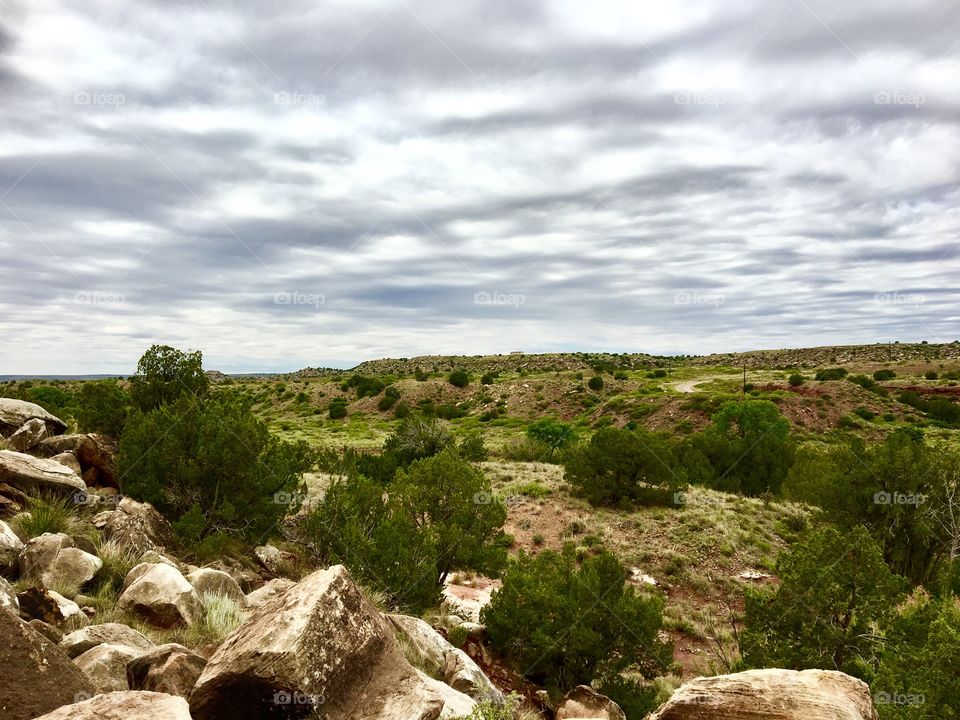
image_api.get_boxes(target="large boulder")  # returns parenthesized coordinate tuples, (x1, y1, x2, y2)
(75, 642, 142, 692)
(187, 568, 246, 606)
(244, 577, 295, 608)
(19, 532, 75, 581)
(189, 564, 450, 720)
(647, 668, 879, 720)
(17, 586, 88, 629)
(388, 613, 503, 705)
(253, 543, 295, 575)
(556, 686, 626, 719)
(127, 643, 207, 698)
(35, 433, 119, 488)
(41, 547, 103, 589)
(92, 497, 174, 553)
(0, 450, 86, 496)
(0, 576, 18, 613)
(0, 398, 67, 436)
(0, 607, 95, 720)
(417, 670, 477, 719)
(62, 622, 155, 659)
(117, 563, 203, 627)
(33, 691, 192, 720)
(0, 518, 23, 568)
(8, 417, 49, 451)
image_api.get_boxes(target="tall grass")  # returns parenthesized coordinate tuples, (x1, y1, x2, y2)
(183, 592, 245, 647)
(94, 537, 142, 594)
(10, 493, 90, 540)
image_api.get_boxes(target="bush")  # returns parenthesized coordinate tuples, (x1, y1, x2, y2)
(383, 416, 453, 466)
(448, 370, 470, 388)
(564, 427, 684, 506)
(26, 385, 76, 419)
(925, 370, 939, 380)
(649, 369, 668, 378)
(587, 376, 604, 391)
(393, 401, 411, 419)
(526, 419, 576, 456)
(457, 433, 488, 461)
(483, 545, 671, 696)
(853, 406, 876, 421)
(414, 369, 430, 381)
(77, 380, 129, 436)
(614, 370, 628, 380)
(874, 369, 897, 381)
(377, 394, 398, 411)
(814, 367, 848, 381)
(328, 398, 348, 419)
(129, 344, 208, 412)
(120, 390, 314, 546)
(788, 373, 804, 387)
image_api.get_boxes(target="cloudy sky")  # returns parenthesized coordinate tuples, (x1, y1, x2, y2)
(1, 0, 958, 373)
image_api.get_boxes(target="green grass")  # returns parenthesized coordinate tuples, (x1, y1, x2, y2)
(10, 493, 94, 541)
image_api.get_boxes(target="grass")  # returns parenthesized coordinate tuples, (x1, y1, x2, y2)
(9, 493, 95, 541)
(181, 592, 245, 646)
(93, 537, 143, 594)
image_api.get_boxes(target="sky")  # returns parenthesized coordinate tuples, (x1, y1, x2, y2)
(1, 0, 958, 374)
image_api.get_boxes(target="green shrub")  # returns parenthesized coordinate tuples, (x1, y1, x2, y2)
(377, 394, 398, 411)
(393, 401, 411, 419)
(77, 380, 129, 436)
(925, 370, 939, 380)
(26, 385, 76, 420)
(873, 369, 897, 381)
(788, 373, 804, 387)
(480, 372, 497, 385)
(129, 344, 209, 412)
(814, 367, 848, 381)
(853, 406, 876, 421)
(482, 545, 671, 695)
(448, 370, 470, 388)
(525, 419, 576, 457)
(329, 398, 349, 419)
(587, 376, 604, 391)
(613, 370, 629, 381)
(649, 369, 668, 378)
(457, 433, 488, 461)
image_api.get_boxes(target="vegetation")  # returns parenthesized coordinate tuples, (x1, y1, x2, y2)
(129, 344, 209, 412)
(76, 379, 130, 436)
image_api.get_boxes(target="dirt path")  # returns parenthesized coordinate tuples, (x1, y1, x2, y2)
(672, 376, 731, 393)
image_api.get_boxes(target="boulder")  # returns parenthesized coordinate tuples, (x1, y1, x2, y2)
(75, 642, 142, 692)
(0, 607, 94, 720)
(50, 451, 83, 475)
(35, 432, 119, 488)
(41, 547, 103, 589)
(646, 668, 879, 720)
(117, 563, 203, 627)
(253, 543, 295, 575)
(244, 577, 295, 608)
(17, 586, 88, 629)
(0, 398, 67, 436)
(62, 622, 155, 659)
(189, 564, 448, 720)
(32, 691, 192, 720)
(127, 643, 207, 698)
(389, 613, 504, 706)
(0, 450, 86, 497)
(19, 532, 75, 581)
(29, 618, 64, 643)
(187, 568, 247, 606)
(417, 670, 477, 719)
(0, 518, 24, 568)
(93, 497, 174, 553)
(0, 481, 28, 517)
(0, 576, 18, 613)
(8, 417, 48, 451)
(556, 685, 626, 719)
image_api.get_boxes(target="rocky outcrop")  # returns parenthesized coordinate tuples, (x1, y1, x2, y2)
(17, 586, 88, 629)
(417, 670, 477, 719)
(189, 564, 450, 720)
(0, 398, 67, 436)
(0, 607, 95, 720)
(19, 531, 102, 589)
(62, 622, 155, 659)
(187, 568, 246, 606)
(127, 643, 207, 698)
(244, 577, 294, 608)
(32, 691, 192, 720)
(8, 417, 48, 451)
(74, 642, 142, 692)
(388, 613, 503, 705)
(253, 543, 295, 575)
(0, 518, 23, 568)
(92, 497, 173, 553)
(35, 433, 120, 488)
(50, 451, 83, 475)
(117, 563, 202, 627)
(0, 450, 86, 496)
(19, 532, 74, 580)
(556, 686, 626, 719)
(647, 669, 879, 720)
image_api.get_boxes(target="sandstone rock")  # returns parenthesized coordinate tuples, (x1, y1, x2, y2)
(556, 685, 626, 720)
(17, 586, 88, 629)
(244, 577, 295, 608)
(35, 432, 119, 488)
(0, 518, 23, 568)
(0, 450, 86, 496)
(253, 543, 295, 575)
(646, 668, 879, 720)
(117, 563, 202, 627)
(127, 643, 207, 698)
(187, 568, 247, 606)
(0, 607, 94, 720)
(19, 532, 75, 581)
(50, 451, 83, 475)
(8, 417, 48, 451)
(32, 690, 192, 720)
(62, 622, 155, 659)
(189, 564, 448, 720)
(417, 670, 477, 719)
(75, 642, 142, 692)
(41, 547, 103, 589)
(94, 497, 174, 553)
(29, 618, 64, 643)
(0, 398, 67, 436)
(389, 613, 504, 706)
(0, 576, 18, 613)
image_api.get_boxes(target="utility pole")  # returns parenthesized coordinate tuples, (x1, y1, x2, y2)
(743, 364, 747, 394)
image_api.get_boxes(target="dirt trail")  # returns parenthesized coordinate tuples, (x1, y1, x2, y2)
(672, 376, 731, 393)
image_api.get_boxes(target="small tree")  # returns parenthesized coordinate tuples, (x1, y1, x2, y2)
(76, 379, 130, 436)
(129, 344, 208, 412)
(526, 419, 576, 456)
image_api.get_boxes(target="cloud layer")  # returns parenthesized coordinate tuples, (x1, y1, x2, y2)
(1, 0, 958, 373)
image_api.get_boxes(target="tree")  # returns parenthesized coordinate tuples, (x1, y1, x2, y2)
(741, 525, 905, 676)
(129, 344, 208, 412)
(119, 390, 314, 546)
(564, 427, 684, 506)
(689, 399, 795, 496)
(382, 416, 452, 466)
(788, 373, 804, 387)
(76, 379, 130, 436)
(526, 419, 576, 456)
(587, 376, 604, 391)
(448, 369, 469, 388)
(482, 545, 671, 703)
